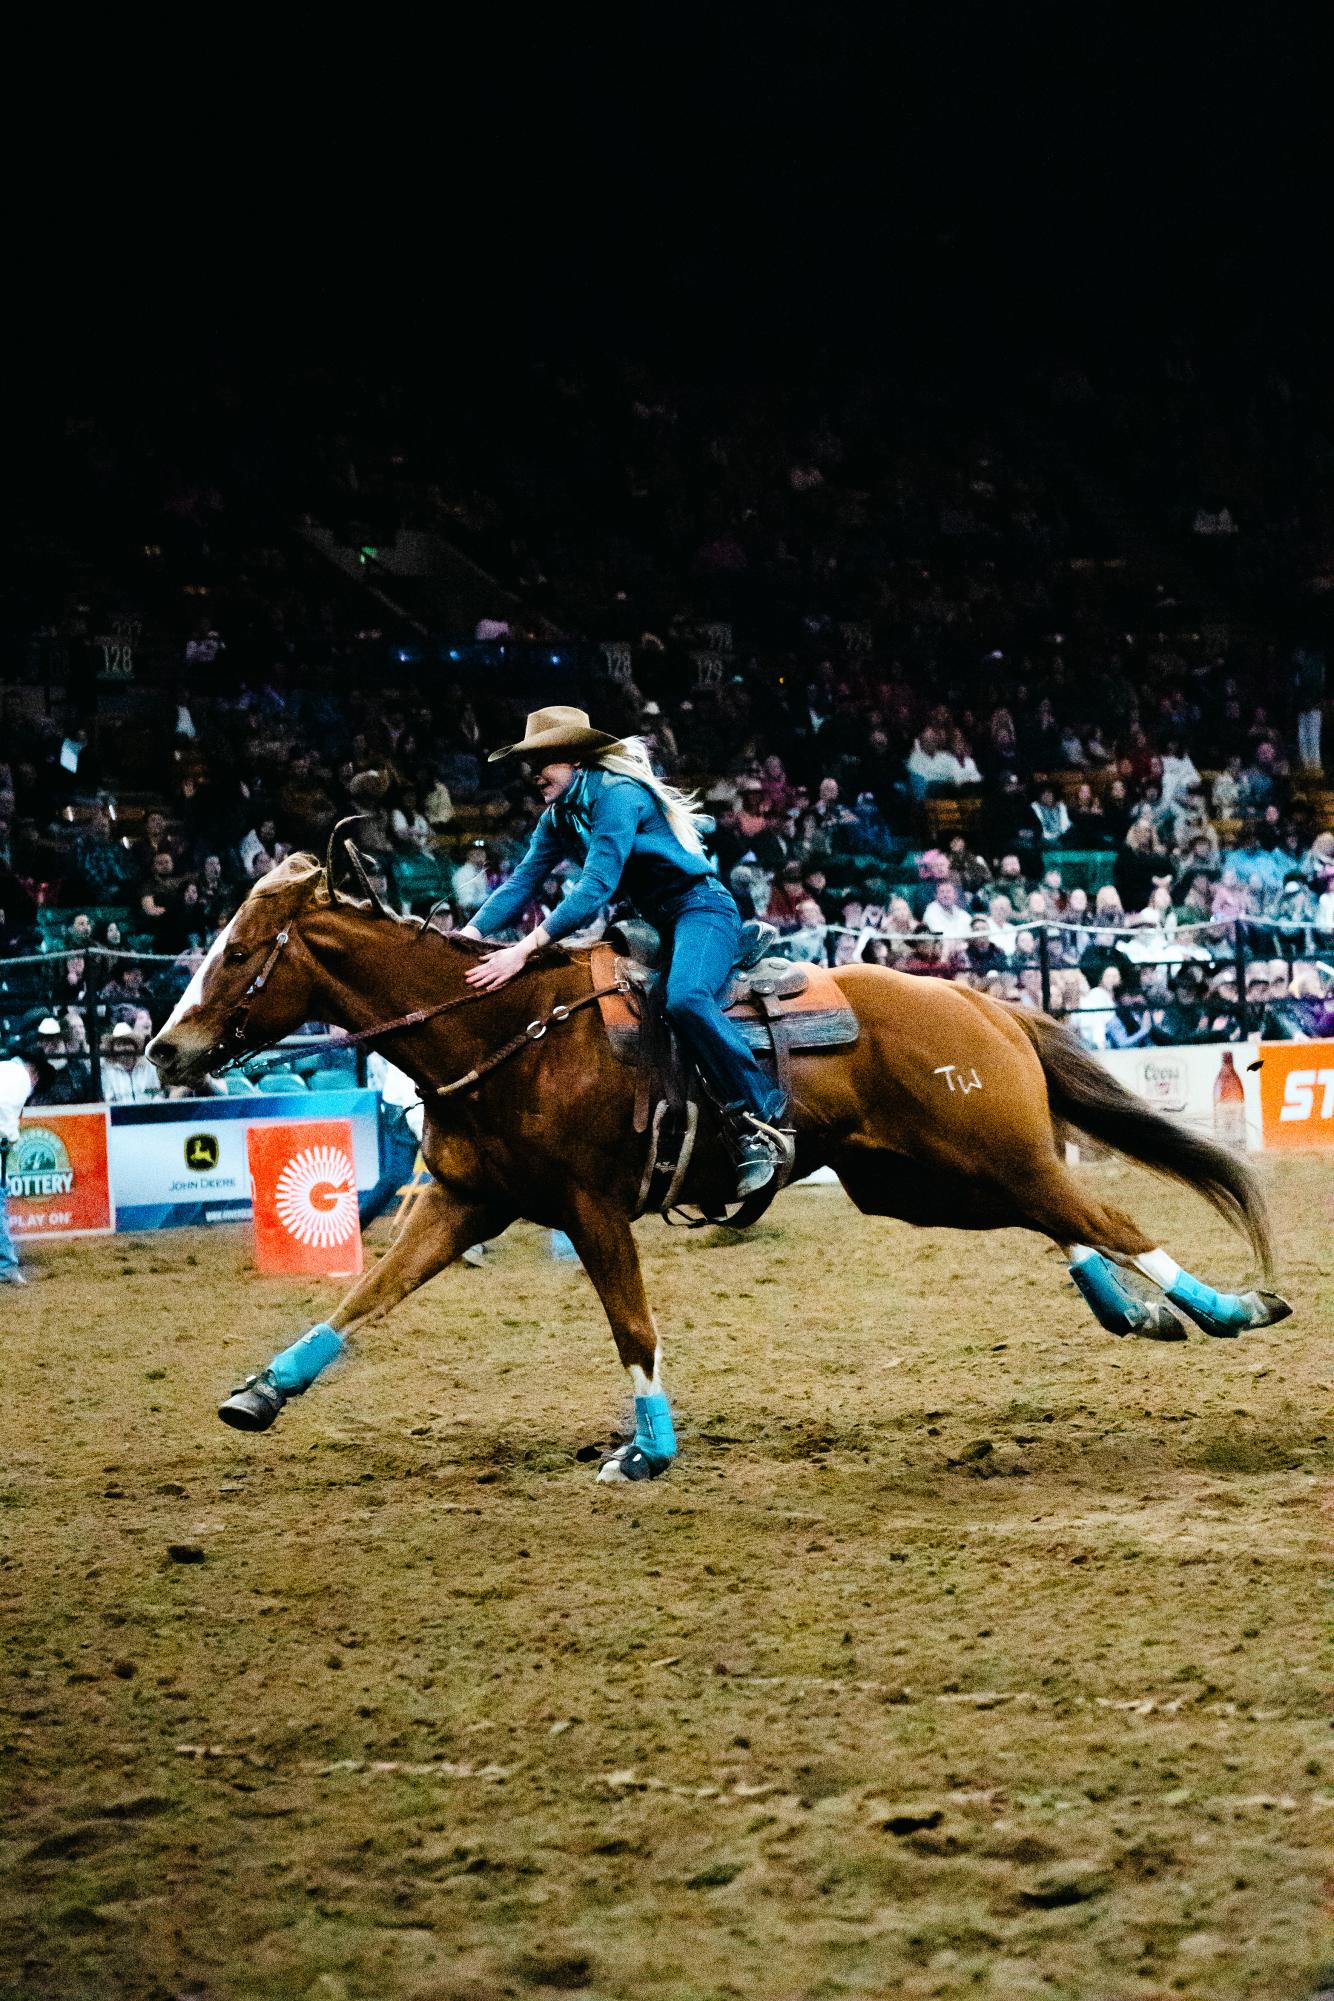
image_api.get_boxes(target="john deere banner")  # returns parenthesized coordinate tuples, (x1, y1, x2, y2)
(6, 1104, 114, 1238)
(108, 1090, 380, 1230)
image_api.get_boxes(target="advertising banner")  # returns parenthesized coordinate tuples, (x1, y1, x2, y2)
(6, 1104, 114, 1238)
(1255, 1038, 1334, 1151)
(247, 1117, 364, 1277)
(1095, 1042, 1263, 1150)
(109, 1090, 380, 1231)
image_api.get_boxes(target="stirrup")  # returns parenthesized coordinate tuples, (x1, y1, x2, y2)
(720, 1102, 795, 1201)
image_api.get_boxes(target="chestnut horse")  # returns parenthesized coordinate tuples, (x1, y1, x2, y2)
(148, 850, 1290, 1482)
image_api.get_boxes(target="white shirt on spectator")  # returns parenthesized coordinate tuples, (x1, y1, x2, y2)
(452, 860, 491, 913)
(102, 1059, 163, 1104)
(1160, 752, 1201, 808)
(907, 740, 972, 788)
(922, 897, 973, 940)
(1316, 888, 1334, 930)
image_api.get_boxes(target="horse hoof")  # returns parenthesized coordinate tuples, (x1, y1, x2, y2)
(1248, 1290, 1293, 1329)
(218, 1374, 286, 1432)
(596, 1443, 672, 1483)
(1134, 1303, 1188, 1342)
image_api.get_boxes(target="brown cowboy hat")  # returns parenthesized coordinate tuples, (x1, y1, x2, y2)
(487, 705, 622, 764)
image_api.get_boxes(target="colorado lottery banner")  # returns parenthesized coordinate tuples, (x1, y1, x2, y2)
(6, 1104, 114, 1238)
(247, 1117, 364, 1277)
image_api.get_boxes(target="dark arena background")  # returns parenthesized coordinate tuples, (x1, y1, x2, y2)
(3, 20, 1332, 2001)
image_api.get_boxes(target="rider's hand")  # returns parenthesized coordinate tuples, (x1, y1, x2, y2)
(456, 924, 483, 940)
(465, 940, 532, 991)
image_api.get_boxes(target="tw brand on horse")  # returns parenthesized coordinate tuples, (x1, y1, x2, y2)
(149, 715, 1290, 1484)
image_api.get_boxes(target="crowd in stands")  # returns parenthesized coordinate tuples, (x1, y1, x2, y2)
(4, 339, 1334, 1100)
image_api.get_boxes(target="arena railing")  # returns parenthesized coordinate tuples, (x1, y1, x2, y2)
(2, 915, 1329, 1096)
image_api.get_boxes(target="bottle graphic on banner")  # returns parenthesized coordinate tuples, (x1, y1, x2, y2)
(1212, 1050, 1246, 1148)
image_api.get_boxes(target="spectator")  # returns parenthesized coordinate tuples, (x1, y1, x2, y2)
(452, 841, 500, 915)
(389, 786, 433, 854)
(922, 878, 972, 940)
(1067, 783, 1112, 849)
(1115, 816, 1170, 914)
(27, 1016, 94, 1105)
(101, 1023, 165, 1102)
(0, 1046, 48, 1285)
(785, 898, 830, 963)
(1031, 784, 1071, 848)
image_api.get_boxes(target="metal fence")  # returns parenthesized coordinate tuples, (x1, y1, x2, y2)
(1, 912, 1330, 1096)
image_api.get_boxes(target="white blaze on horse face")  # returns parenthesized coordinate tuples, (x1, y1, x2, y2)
(161, 916, 235, 1036)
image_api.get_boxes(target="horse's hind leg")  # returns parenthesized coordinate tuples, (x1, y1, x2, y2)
(1125, 1247, 1292, 1339)
(1037, 1178, 1292, 1340)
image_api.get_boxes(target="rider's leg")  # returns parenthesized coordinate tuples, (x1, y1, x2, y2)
(219, 1181, 513, 1429)
(562, 1186, 677, 1482)
(663, 889, 787, 1123)
(664, 896, 791, 1197)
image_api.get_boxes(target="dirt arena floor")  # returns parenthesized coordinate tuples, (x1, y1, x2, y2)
(2, 1155, 1330, 2001)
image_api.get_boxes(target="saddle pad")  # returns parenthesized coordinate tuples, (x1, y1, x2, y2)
(589, 944, 860, 1065)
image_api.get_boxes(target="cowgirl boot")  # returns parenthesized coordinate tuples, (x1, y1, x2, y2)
(719, 1100, 795, 1202)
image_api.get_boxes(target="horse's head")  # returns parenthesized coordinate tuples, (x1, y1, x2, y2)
(147, 853, 328, 1089)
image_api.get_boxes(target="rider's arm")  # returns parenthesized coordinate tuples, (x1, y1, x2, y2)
(540, 782, 643, 943)
(469, 812, 565, 938)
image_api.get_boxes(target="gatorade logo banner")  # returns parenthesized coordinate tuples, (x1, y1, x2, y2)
(1257, 1038, 1334, 1151)
(6, 1105, 114, 1238)
(247, 1119, 364, 1276)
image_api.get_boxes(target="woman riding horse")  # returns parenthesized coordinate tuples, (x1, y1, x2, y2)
(457, 706, 792, 1202)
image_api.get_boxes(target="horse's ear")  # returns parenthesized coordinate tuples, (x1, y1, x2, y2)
(323, 815, 392, 918)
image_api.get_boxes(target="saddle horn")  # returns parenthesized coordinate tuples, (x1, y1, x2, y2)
(324, 816, 394, 920)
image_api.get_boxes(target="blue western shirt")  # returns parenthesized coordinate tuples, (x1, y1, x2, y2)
(470, 769, 714, 944)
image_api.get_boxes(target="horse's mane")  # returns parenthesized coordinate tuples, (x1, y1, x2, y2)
(437, 931, 494, 956)
(248, 853, 325, 902)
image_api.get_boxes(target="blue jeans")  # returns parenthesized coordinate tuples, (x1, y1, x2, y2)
(0, 1157, 18, 1276)
(657, 878, 787, 1123)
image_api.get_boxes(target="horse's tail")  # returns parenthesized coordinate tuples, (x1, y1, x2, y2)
(1011, 1009, 1274, 1280)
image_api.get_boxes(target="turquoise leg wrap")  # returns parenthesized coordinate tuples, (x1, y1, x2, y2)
(268, 1323, 344, 1394)
(1069, 1253, 1143, 1333)
(633, 1392, 677, 1465)
(1164, 1270, 1253, 1332)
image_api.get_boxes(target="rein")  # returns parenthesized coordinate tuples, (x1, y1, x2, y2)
(212, 916, 631, 1097)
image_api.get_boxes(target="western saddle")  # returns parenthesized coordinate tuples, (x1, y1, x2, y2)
(588, 919, 859, 1226)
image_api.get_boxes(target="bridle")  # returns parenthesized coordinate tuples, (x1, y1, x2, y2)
(210, 924, 301, 1071)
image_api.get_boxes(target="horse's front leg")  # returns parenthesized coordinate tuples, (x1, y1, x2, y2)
(562, 1190, 676, 1483)
(218, 1179, 512, 1430)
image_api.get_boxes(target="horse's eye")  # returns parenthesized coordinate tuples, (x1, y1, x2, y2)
(227, 943, 251, 964)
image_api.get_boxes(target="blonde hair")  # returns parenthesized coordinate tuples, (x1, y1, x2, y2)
(590, 735, 708, 857)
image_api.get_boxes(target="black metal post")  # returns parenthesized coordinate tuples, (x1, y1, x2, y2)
(85, 952, 104, 1101)
(1038, 922, 1053, 1015)
(1233, 918, 1250, 1039)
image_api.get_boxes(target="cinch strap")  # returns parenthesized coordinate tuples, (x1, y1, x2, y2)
(268, 1323, 344, 1394)
(633, 1392, 677, 1463)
